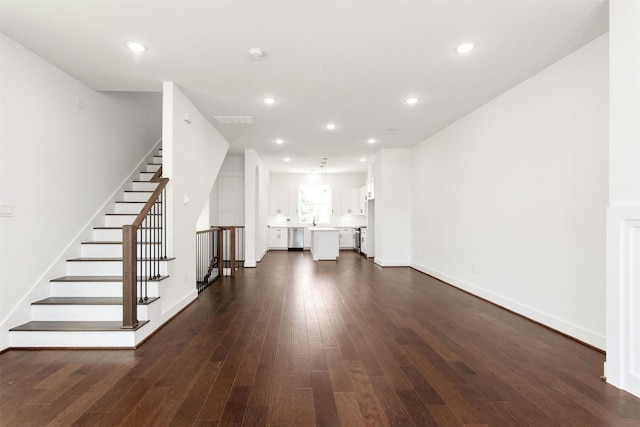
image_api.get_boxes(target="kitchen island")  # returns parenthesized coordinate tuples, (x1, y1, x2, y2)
(308, 227, 339, 261)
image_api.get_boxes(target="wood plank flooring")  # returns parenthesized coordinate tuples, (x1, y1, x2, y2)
(2, 250, 640, 426)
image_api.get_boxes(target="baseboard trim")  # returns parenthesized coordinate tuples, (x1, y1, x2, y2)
(410, 262, 606, 352)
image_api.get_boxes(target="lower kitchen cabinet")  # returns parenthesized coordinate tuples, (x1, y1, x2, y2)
(338, 228, 355, 249)
(268, 227, 287, 249)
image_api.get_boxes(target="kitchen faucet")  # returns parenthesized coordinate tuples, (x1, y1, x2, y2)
(312, 216, 316, 226)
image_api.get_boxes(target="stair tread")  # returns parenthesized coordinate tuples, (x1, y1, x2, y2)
(32, 297, 160, 305)
(115, 201, 146, 204)
(105, 213, 161, 216)
(51, 275, 169, 282)
(93, 226, 162, 229)
(10, 320, 149, 332)
(81, 241, 163, 245)
(67, 257, 174, 262)
(124, 190, 153, 193)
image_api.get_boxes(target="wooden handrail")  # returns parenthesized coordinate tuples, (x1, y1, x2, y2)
(150, 166, 163, 181)
(131, 177, 168, 228)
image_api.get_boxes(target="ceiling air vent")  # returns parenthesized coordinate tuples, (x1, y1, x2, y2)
(213, 116, 254, 124)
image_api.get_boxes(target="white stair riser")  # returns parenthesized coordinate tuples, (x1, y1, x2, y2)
(81, 243, 163, 258)
(32, 304, 150, 321)
(9, 330, 137, 348)
(130, 182, 159, 191)
(66, 260, 169, 276)
(114, 203, 144, 214)
(104, 215, 137, 227)
(138, 172, 155, 181)
(50, 281, 160, 297)
(92, 228, 161, 242)
(152, 156, 162, 163)
(123, 192, 153, 202)
(104, 214, 162, 227)
(145, 164, 161, 173)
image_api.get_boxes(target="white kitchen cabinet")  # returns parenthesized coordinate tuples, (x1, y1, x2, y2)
(331, 189, 342, 215)
(332, 188, 361, 215)
(341, 189, 360, 215)
(288, 189, 299, 215)
(268, 227, 287, 249)
(270, 188, 299, 216)
(359, 186, 368, 215)
(360, 228, 368, 255)
(338, 228, 354, 248)
(269, 188, 289, 216)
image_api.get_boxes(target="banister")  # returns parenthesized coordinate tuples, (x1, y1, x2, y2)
(122, 170, 168, 329)
(195, 226, 245, 293)
(131, 177, 168, 229)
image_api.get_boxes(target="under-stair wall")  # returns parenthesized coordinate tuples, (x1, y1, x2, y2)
(160, 82, 230, 322)
(0, 34, 162, 351)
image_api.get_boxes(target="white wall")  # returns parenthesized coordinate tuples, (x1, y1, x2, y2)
(244, 150, 269, 267)
(216, 156, 245, 227)
(606, 0, 640, 397)
(208, 156, 245, 228)
(270, 172, 366, 189)
(0, 34, 162, 349)
(411, 34, 608, 349)
(162, 82, 229, 318)
(374, 149, 412, 266)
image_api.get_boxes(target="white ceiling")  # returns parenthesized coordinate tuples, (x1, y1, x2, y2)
(0, 0, 608, 174)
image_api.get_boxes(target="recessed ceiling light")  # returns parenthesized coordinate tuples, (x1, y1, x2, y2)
(284, 157, 290, 162)
(275, 138, 284, 144)
(404, 97, 419, 105)
(263, 97, 275, 105)
(367, 138, 376, 144)
(455, 42, 475, 54)
(326, 123, 336, 130)
(126, 41, 146, 53)
(360, 158, 366, 162)
(249, 48, 264, 60)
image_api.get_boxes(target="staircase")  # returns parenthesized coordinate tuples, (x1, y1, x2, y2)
(9, 149, 172, 348)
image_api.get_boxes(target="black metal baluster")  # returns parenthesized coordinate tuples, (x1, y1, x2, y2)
(138, 221, 144, 303)
(145, 210, 149, 302)
(162, 189, 167, 259)
(152, 196, 157, 281)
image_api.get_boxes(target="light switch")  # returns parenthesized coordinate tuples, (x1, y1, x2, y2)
(183, 195, 190, 205)
(0, 205, 14, 217)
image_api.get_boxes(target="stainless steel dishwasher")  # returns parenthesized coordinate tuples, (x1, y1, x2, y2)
(287, 227, 304, 251)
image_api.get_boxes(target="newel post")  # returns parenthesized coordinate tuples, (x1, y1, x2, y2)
(122, 224, 138, 329)
(217, 227, 224, 278)
(230, 226, 236, 277)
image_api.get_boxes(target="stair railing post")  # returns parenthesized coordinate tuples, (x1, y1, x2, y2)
(217, 227, 224, 277)
(122, 224, 138, 329)
(230, 226, 236, 278)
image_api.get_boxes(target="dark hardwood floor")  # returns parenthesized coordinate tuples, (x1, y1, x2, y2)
(2, 250, 640, 426)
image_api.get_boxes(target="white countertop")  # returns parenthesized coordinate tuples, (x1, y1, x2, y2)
(307, 227, 339, 231)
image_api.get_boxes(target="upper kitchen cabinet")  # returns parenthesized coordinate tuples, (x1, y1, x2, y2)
(269, 188, 289, 216)
(332, 188, 361, 215)
(269, 188, 300, 216)
(367, 180, 375, 200)
(288, 189, 299, 215)
(359, 185, 368, 215)
(341, 188, 360, 215)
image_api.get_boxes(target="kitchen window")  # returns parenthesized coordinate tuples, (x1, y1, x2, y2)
(299, 184, 332, 224)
